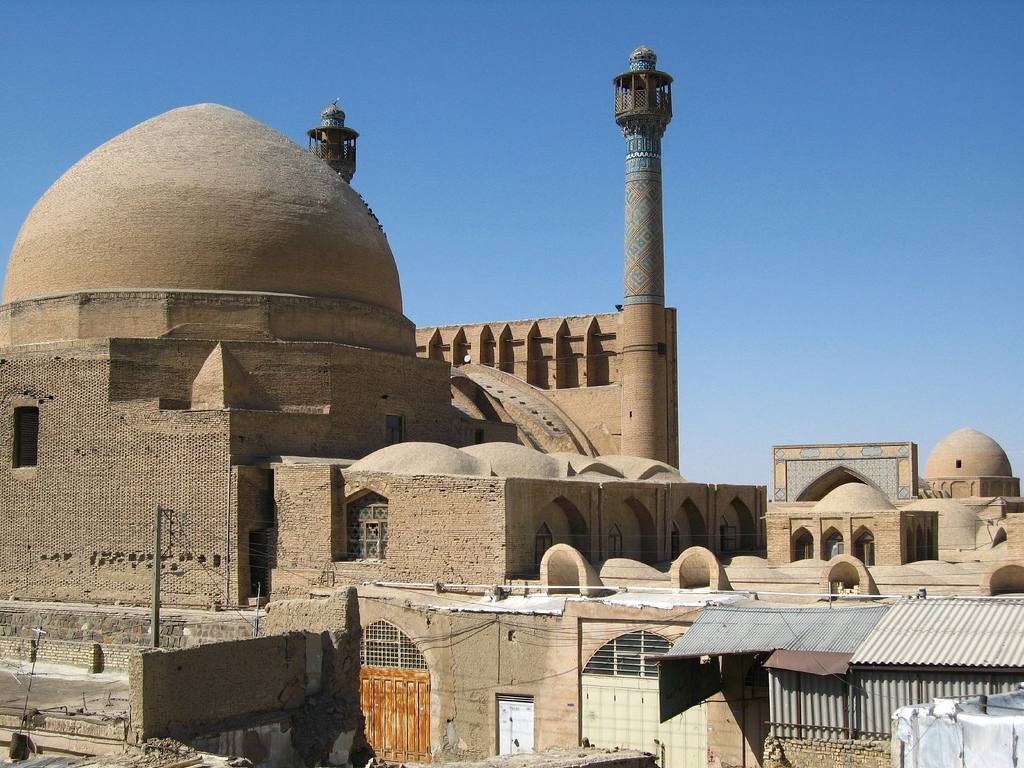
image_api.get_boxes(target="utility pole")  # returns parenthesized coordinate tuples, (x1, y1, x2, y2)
(152, 505, 161, 648)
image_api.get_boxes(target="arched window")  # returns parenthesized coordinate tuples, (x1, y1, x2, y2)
(792, 529, 814, 561)
(670, 522, 682, 559)
(608, 524, 623, 558)
(361, 621, 427, 670)
(854, 530, 875, 566)
(534, 523, 553, 569)
(823, 529, 844, 560)
(347, 493, 388, 560)
(583, 631, 670, 678)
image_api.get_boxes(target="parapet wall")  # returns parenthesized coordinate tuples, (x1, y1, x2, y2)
(128, 589, 362, 768)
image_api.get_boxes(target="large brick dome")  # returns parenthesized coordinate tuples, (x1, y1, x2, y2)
(3, 104, 402, 313)
(925, 427, 1013, 479)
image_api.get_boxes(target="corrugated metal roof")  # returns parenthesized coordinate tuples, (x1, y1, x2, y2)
(664, 600, 888, 658)
(851, 598, 1024, 667)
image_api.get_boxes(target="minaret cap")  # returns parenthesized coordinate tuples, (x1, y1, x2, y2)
(321, 101, 346, 127)
(629, 46, 658, 71)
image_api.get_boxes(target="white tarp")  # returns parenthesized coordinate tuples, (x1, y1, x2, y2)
(893, 687, 1024, 767)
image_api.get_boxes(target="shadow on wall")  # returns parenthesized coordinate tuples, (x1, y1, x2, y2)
(129, 589, 366, 768)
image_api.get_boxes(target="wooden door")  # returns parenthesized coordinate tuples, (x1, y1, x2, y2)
(360, 666, 431, 763)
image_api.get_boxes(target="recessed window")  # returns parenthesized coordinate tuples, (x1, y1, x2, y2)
(347, 493, 389, 560)
(13, 407, 39, 468)
(385, 414, 404, 445)
(955, 459, 962, 469)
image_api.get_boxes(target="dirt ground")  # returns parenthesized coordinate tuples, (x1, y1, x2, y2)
(0, 661, 128, 719)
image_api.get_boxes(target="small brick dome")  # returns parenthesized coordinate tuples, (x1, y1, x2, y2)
(925, 428, 1013, 479)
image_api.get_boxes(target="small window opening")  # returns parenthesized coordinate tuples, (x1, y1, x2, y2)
(385, 414, 404, 445)
(608, 524, 623, 558)
(955, 459, 962, 469)
(534, 523, 553, 570)
(13, 407, 39, 468)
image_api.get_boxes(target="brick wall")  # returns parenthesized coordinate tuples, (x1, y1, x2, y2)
(0, 342, 233, 606)
(763, 736, 889, 768)
(0, 601, 251, 649)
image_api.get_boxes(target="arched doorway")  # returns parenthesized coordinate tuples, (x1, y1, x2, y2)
(791, 528, 813, 561)
(360, 621, 431, 763)
(582, 631, 706, 766)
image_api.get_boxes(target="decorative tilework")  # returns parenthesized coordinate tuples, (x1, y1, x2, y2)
(799, 448, 821, 458)
(861, 446, 883, 457)
(784, 457, 902, 502)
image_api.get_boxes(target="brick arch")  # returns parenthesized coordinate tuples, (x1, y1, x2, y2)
(791, 527, 814, 561)
(669, 546, 731, 590)
(981, 562, 1024, 596)
(540, 544, 605, 596)
(478, 325, 495, 366)
(819, 554, 877, 595)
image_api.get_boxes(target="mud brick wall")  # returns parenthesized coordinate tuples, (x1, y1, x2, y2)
(130, 633, 310, 738)
(272, 470, 508, 596)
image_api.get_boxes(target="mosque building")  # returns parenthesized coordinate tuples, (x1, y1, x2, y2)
(0, 46, 1021, 767)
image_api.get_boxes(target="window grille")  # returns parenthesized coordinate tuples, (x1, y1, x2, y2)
(13, 407, 39, 468)
(583, 631, 670, 678)
(361, 621, 427, 670)
(347, 493, 388, 560)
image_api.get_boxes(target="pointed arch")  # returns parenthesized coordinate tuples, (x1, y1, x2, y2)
(822, 526, 844, 560)
(526, 322, 547, 388)
(479, 325, 495, 367)
(451, 327, 469, 366)
(497, 325, 514, 374)
(554, 320, 579, 389)
(585, 317, 610, 387)
(852, 526, 875, 566)
(791, 527, 814, 561)
(720, 496, 757, 553)
(427, 329, 445, 362)
(361, 620, 427, 670)
(673, 498, 709, 552)
(795, 466, 883, 502)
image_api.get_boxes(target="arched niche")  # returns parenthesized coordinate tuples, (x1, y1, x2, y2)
(791, 527, 814, 561)
(604, 497, 657, 563)
(669, 546, 731, 591)
(540, 544, 605, 596)
(852, 526, 875, 566)
(451, 327, 469, 366)
(819, 554, 877, 596)
(585, 317, 610, 387)
(719, 496, 757, 554)
(673, 498, 708, 554)
(479, 325, 495, 367)
(533, 496, 590, 561)
(981, 562, 1024, 596)
(497, 325, 514, 373)
(554, 320, 579, 389)
(821, 526, 844, 560)
(427, 329, 445, 362)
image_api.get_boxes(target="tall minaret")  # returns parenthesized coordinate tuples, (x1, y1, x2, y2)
(307, 102, 359, 182)
(615, 46, 674, 464)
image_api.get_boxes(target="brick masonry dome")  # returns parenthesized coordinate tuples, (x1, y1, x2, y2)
(2, 104, 402, 313)
(924, 427, 1013, 479)
(813, 482, 896, 513)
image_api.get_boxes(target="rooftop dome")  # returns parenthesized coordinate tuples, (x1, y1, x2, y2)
(3, 104, 402, 312)
(349, 442, 490, 477)
(814, 483, 895, 513)
(460, 442, 562, 479)
(596, 454, 685, 482)
(925, 428, 1013, 479)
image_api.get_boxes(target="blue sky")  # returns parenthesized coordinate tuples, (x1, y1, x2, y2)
(1, 2, 1021, 485)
